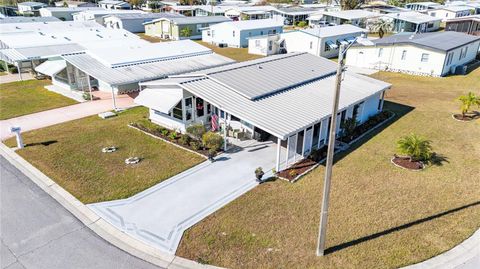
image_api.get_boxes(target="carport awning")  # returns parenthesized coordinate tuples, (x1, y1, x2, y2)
(325, 40, 338, 49)
(135, 88, 183, 114)
(35, 60, 66, 76)
(345, 36, 356, 43)
(338, 39, 349, 46)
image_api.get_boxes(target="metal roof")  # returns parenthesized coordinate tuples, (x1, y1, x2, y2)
(298, 24, 367, 38)
(385, 11, 441, 24)
(62, 50, 235, 86)
(208, 19, 283, 31)
(103, 12, 184, 20)
(146, 15, 231, 25)
(18, 1, 47, 6)
(371, 31, 480, 52)
(321, 10, 379, 20)
(187, 53, 338, 100)
(0, 16, 60, 24)
(0, 43, 85, 62)
(141, 67, 390, 139)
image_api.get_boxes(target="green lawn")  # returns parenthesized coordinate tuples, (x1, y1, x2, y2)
(4, 107, 204, 203)
(176, 69, 480, 268)
(0, 79, 77, 120)
(137, 33, 164, 43)
(195, 41, 263, 62)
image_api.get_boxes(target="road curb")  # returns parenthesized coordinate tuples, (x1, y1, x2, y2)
(0, 142, 223, 269)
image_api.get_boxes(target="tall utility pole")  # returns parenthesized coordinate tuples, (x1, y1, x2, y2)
(316, 43, 346, 257)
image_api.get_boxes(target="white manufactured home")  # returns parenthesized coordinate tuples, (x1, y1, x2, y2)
(202, 19, 284, 48)
(427, 5, 473, 21)
(34, 40, 235, 97)
(136, 53, 391, 170)
(346, 31, 480, 76)
(249, 24, 367, 58)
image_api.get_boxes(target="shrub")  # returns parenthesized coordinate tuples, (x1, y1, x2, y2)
(161, 129, 169, 137)
(341, 118, 358, 138)
(288, 169, 298, 178)
(169, 131, 178, 141)
(190, 141, 201, 151)
(296, 21, 307, 28)
(179, 135, 190, 145)
(186, 124, 207, 141)
(202, 131, 223, 152)
(397, 133, 433, 162)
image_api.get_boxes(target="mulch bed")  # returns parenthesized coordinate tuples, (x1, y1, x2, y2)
(130, 123, 214, 157)
(452, 113, 480, 122)
(339, 110, 393, 144)
(277, 158, 318, 181)
(391, 156, 424, 171)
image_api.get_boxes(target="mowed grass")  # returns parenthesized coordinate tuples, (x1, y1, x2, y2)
(176, 69, 480, 268)
(137, 33, 164, 43)
(4, 107, 204, 204)
(195, 41, 263, 62)
(0, 79, 77, 120)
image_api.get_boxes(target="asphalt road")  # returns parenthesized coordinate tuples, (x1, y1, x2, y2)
(0, 156, 161, 269)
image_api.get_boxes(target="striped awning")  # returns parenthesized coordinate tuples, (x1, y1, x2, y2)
(325, 40, 338, 49)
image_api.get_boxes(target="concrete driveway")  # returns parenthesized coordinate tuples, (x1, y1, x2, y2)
(89, 140, 278, 254)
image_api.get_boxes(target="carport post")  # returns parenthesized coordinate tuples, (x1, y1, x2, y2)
(111, 88, 118, 111)
(223, 111, 227, 152)
(17, 62, 22, 81)
(275, 137, 281, 172)
(87, 76, 93, 102)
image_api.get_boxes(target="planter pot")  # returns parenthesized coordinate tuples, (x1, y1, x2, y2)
(125, 157, 140, 165)
(102, 146, 117, 153)
(255, 172, 264, 181)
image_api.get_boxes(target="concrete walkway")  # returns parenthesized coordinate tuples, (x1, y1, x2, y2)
(89, 140, 278, 254)
(0, 155, 161, 269)
(0, 95, 135, 140)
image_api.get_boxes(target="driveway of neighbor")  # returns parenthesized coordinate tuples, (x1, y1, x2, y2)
(89, 140, 278, 254)
(0, 155, 161, 269)
(0, 73, 34, 84)
(0, 95, 135, 140)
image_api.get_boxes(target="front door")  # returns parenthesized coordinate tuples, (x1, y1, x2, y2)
(303, 127, 313, 156)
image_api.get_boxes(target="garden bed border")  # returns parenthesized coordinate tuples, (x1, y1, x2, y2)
(277, 110, 396, 183)
(390, 156, 425, 172)
(128, 124, 208, 160)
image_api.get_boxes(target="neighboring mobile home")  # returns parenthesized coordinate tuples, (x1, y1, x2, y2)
(202, 19, 283, 48)
(54, 1, 96, 7)
(136, 52, 391, 170)
(426, 5, 473, 21)
(318, 10, 379, 28)
(385, 11, 441, 33)
(405, 1, 442, 11)
(34, 40, 235, 97)
(17, 1, 47, 15)
(98, 0, 131, 10)
(40, 7, 103, 21)
(103, 12, 184, 33)
(445, 14, 480, 36)
(144, 16, 231, 40)
(345, 31, 480, 76)
(72, 9, 145, 24)
(249, 24, 367, 58)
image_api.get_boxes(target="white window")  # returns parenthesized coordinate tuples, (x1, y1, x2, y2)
(233, 30, 235, 37)
(309, 41, 313, 49)
(268, 40, 273, 51)
(207, 30, 211, 36)
(255, 40, 261, 47)
(421, 53, 429, 62)
(401, 50, 407, 60)
(459, 48, 463, 60)
(378, 48, 383, 57)
(446, 52, 453, 65)
(462, 47, 468, 59)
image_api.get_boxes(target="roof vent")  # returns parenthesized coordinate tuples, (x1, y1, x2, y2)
(258, 66, 263, 69)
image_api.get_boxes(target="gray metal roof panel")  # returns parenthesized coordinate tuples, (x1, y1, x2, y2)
(372, 31, 480, 51)
(176, 72, 390, 139)
(204, 53, 338, 100)
(63, 52, 235, 85)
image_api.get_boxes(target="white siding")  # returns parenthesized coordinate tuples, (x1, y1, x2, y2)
(345, 41, 480, 76)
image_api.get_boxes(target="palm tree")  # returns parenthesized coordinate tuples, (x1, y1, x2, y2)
(370, 19, 393, 38)
(180, 27, 193, 38)
(457, 92, 480, 118)
(397, 133, 433, 162)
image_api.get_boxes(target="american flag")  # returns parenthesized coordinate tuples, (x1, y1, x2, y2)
(211, 114, 219, 131)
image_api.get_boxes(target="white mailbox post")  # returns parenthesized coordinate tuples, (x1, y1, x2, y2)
(10, 126, 24, 149)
